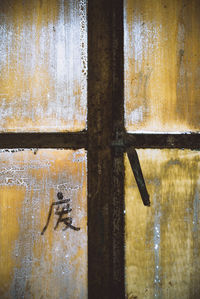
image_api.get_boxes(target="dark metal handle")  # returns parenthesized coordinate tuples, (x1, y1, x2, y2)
(127, 146, 150, 206)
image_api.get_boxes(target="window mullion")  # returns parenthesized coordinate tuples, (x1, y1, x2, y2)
(88, 0, 125, 298)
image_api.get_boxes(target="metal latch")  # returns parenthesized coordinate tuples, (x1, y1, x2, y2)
(112, 130, 150, 206)
(127, 146, 150, 206)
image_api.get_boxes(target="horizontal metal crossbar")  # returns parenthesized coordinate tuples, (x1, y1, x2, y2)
(125, 133, 200, 149)
(0, 131, 199, 150)
(0, 131, 87, 149)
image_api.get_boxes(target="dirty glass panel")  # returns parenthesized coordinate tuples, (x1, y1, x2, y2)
(125, 0, 200, 132)
(0, 0, 87, 132)
(0, 149, 87, 299)
(125, 149, 200, 298)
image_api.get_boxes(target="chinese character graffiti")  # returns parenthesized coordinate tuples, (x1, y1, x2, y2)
(41, 192, 80, 235)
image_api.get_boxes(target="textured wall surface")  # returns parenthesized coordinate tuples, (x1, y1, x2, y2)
(0, 0, 87, 131)
(125, 149, 200, 299)
(0, 149, 87, 299)
(125, 0, 200, 132)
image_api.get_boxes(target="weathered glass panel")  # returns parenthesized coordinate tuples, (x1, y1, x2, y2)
(125, 0, 200, 132)
(0, 149, 87, 299)
(125, 149, 200, 298)
(0, 0, 87, 131)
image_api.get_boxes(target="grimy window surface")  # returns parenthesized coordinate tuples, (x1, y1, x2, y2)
(0, 0, 87, 298)
(125, 0, 200, 132)
(0, 149, 87, 299)
(1, 0, 200, 298)
(124, 0, 200, 298)
(0, 0, 87, 131)
(125, 149, 200, 298)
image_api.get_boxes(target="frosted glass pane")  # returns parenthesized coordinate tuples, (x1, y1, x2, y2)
(0, 149, 87, 299)
(125, 149, 200, 298)
(125, 0, 200, 132)
(0, 0, 87, 132)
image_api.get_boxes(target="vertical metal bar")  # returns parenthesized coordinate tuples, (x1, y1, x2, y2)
(111, 0, 125, 297)
(88, 0, 124, 298)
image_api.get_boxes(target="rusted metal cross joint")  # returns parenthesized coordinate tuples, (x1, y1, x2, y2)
(112, 129, 150, 207)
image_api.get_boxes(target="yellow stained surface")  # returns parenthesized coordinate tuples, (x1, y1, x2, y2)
(0, 0, 87, 132)
(125, 0, 200, 132)
(125, 149, 200, 298)
(0, 149, 87, 299)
